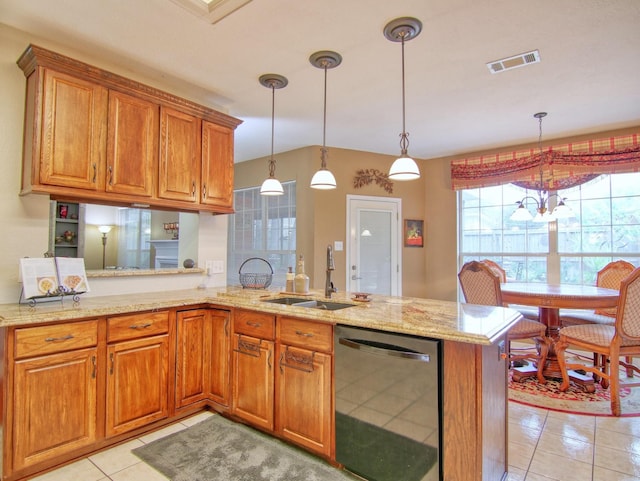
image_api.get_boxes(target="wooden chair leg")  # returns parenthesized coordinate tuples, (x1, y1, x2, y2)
(556, 338, 571, 392)
(610, 353, 621, 416)
(626, 356, 634, 377)
(535, 337, 549, 385)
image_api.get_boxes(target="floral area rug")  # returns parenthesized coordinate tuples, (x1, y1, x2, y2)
(508, 369, 640, 417)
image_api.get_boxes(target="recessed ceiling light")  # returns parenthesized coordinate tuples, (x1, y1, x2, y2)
(486, 49, 540, 74)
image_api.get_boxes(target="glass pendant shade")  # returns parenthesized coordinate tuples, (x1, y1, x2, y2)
(260, 176, 284, 196)
(552, 201, 572, 219)
(310, 168, 337, 189)
(389, 155, 420, 181)
(510, 203, 534, 221)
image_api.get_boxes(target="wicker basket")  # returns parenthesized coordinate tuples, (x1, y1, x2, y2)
(239, 257, 273, 289)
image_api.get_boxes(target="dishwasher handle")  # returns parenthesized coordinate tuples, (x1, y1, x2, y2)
(338, 337, 431, 362)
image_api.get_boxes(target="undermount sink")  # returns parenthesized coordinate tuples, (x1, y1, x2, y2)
(262, 297, 355, 310)
(261, 297, 311, 306)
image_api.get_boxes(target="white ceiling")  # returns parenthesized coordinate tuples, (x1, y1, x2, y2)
(1, 0, 639, 163)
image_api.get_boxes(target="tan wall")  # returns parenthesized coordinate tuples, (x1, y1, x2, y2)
(235, 146, 429, 298)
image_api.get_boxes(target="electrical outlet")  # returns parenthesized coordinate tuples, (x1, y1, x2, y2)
(211, 260, 224, 274)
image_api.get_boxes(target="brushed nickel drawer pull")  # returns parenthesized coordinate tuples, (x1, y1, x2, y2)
(129, 323, 152, 330)
(44, 334, 74, 342)
(295, 330, 314, 338)
(246, 321, 262, 328)
(109, 352, 114, 375)
(91, 355, 97, 379)
(108, 165, 113, 185)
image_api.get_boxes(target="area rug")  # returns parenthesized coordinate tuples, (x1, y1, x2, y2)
(335, 412, 438, 481)
(133, 415, 356, 481)
(508, 369, 640, 417)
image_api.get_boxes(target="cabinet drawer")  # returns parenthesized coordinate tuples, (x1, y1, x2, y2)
(279, 317, 333, 352)
(234, 309, 275, 340)
(14, 320, 99, 359)
(107, 311, 169, 342)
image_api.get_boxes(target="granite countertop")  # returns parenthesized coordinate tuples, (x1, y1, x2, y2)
(0, 286, 522, 345)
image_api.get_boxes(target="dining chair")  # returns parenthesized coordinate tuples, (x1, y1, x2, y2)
(560, 260, 635, 375)
(556, 266, 640, 416)
(458, 261, 549, 383)
(480, 259, 539, 321)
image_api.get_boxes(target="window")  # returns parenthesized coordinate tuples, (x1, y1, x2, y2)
(227, 181, 296, 287)
(459, 173, 640, 284)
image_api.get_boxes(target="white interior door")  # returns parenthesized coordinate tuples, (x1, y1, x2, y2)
(346, 195, 401, 296)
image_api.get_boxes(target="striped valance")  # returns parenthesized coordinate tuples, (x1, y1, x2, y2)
(450, 133, 640, 190)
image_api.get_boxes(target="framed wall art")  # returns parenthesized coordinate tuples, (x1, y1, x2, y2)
(404, 219, 424, 248)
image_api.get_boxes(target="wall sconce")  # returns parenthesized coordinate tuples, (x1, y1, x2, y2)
(163, 222, 179, 239)
(98, 225, 113, 269)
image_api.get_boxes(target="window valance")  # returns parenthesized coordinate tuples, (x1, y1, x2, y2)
(450, 133, 640, 190)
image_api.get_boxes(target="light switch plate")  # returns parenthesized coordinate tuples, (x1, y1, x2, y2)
(334, 241, 343, 251)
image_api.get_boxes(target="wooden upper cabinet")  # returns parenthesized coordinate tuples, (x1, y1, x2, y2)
(106, 91, 158, 197)
(202, 121, 234, 211)
(18, 45, 241, 213)
(39, 69, 108, 190)
(159, 107, 201, 203)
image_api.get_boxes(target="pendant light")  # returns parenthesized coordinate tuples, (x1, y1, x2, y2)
(259, 74, 288, 196)
(309, 50, 342, 190)
(384, 17, 422, 181)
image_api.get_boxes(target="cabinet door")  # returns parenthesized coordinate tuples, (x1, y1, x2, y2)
(276, 345, 332, 457)
(40, 68, 108, 190)
(158, 106, 200, 202)
(232, 334, 274, 431)
(201, 121, 234, 209)
(106, 335, 169, 437)
(176, 309, 211, 408)
(13, 347, 98, 471)
(106, 91, 158, 197)
(209, 309, 231, 407)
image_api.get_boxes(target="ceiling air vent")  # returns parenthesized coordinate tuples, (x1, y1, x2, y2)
(487, 50, 540, 74)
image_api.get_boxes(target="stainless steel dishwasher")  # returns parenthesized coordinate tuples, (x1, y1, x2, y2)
(334, 325, 441, 481)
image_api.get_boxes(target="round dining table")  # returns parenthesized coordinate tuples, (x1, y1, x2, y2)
(501, 282, 619, 387)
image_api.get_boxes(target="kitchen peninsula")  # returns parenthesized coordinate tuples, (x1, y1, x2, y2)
(0, 287, 520, 481)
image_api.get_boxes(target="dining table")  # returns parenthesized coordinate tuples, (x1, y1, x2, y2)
(501, 282, 620, 390)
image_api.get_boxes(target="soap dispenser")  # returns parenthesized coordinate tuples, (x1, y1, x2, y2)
(286, 266, 294, 293)
(294, 255, 310, 294)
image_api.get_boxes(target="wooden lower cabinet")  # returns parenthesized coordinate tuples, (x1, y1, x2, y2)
(176, 308, 231, 409)
(12, 347, 98, 472)
(231, 333, 275, 431)
(105, 334, 170, 437)
(276, 345, 332, 457)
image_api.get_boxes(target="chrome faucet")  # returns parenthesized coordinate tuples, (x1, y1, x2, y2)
(325, 244, 337, 298)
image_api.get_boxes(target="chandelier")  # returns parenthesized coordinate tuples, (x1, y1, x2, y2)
(510, 112, 572, 223)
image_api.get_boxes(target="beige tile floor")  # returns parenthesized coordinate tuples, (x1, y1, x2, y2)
(29, 404, 640, 481)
